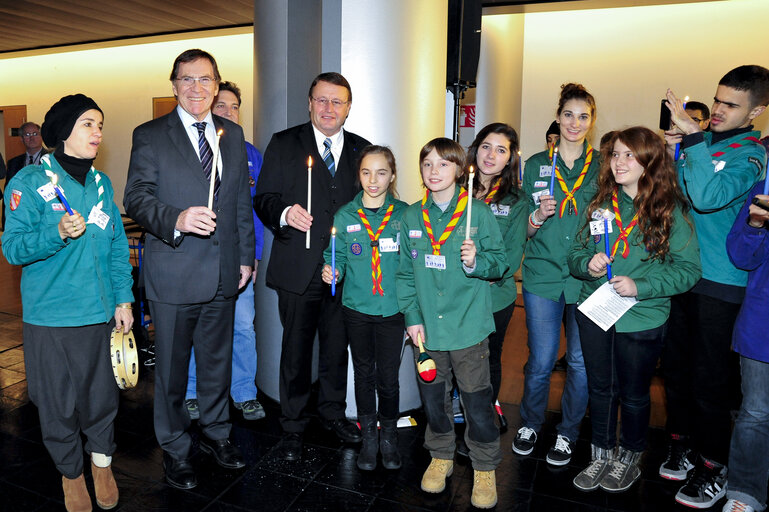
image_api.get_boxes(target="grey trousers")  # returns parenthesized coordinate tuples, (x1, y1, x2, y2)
(24, 321, 118, 478)
(415, 339, 501, 471)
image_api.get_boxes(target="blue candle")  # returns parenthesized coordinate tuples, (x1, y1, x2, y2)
(54, 185, 74, 216)
(518, 150, 523, 184)
(763, 159, 769, 195)
(548, 146, 558, 196)
(604, 217, 612, 280)
(331, 227, 337, 296)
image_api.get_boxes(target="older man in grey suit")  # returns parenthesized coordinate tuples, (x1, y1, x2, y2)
(124, 48, 254, 490)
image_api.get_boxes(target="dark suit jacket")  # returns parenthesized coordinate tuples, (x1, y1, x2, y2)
(254, 122, 370, 295)
(124, 110, 255, 304)
(6, 150, 49, 185)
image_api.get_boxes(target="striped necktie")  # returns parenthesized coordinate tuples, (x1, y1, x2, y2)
(322, 137, 335, 176)
(194, 122, 220, 198)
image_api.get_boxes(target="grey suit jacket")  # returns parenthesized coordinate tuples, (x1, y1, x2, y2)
(124, 110, 254, 304)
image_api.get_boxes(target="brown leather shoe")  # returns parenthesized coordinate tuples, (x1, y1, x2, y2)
(91, 462, 119, 509)
(62, 474, 92, 512)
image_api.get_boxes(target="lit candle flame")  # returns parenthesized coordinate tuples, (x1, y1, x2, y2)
(331, 226, 336, 236)
(307, 156, 312, 167)
(469, 165, 474, 176)
(217, 129, 223, 136)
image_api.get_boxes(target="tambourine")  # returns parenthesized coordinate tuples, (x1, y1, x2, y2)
(110, 328, 139, 390)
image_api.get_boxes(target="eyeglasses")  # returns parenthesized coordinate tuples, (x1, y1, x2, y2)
(311, 97, 349, 108)
(22, 131, 39, 137)
(175, 76, 216, 87)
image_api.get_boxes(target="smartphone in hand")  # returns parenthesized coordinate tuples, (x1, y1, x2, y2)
(659, 99, 672, 131)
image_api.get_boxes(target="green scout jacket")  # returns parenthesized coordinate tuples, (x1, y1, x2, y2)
(567, 189, 701, 332)
(323, 191, 408, 316)
(1, 155, 134, 327)
(396, 186, 508, 351)
(522, 140, 600, 303)
(678, 130, 765, 287)
(487, 192, 527, 312)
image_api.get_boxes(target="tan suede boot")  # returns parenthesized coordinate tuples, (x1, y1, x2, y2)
(471, 469, 497, 509)
(420, 458, 454, 493)
(91, 462, 119, 509)
(62, 474, 92, 512)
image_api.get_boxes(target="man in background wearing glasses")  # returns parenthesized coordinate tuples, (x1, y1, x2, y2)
(4, 122, 47, 227)
(254, 72, 370, 461)
(124, 48, 254, 490)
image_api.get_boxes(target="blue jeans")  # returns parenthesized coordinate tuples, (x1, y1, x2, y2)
(727, 355, 769, 512)
(577, 311, 665, 452)
(519, 289, 588, 441)
(187, 282, 257, 403)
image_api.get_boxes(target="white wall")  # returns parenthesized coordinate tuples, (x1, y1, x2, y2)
(476, 0, 769, 160)
(0, 28, 254, 211)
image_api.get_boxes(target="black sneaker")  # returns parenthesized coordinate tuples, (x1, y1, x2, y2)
(512, 427, 537, 456)
(185, 399, 200, 420)
(659, 433, 694, 481)
(235, 399, 266, 420)
(546, 434, 572, 466)
(675, 457, 727, 509)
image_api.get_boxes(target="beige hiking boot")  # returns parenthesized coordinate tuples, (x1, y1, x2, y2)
(420, 458, 454, 493)
(91, 462, 119, 509)
(471, 469, 497, 509)
(62, 474, 92, 512)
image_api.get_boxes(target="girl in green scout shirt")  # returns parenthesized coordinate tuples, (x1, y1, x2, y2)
(568, 127, 700, 493)
(460, 123, 527, 426)
(517, 83, 600, 467)
(322, 146, 408, 471)
(396, 137, 507, 509)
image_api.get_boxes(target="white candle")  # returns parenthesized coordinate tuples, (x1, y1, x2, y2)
(207, 129, 223, 210)
(306, 156, 312, 249)
(466, 166, 474, 240)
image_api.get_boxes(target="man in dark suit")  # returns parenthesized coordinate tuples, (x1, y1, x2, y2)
(124, 49, 254, 489)
(4, 122, 47, 228)
(254, 72, 370, 461)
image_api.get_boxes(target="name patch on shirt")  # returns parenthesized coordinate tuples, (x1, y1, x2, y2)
(409, 230, 422, 238)
(539, 165, 552, 177)
(490, 204, 510, 216)
(532, 190, 548, 205)
(37, 182, 56, 202)
(87, 206, 110, 230)
(378, 237, 399, 252)
(51, 203, 65, 212)
(425, 254, 446, 270)
(589, 220, 613, 235)
(347, 224, 361, 233)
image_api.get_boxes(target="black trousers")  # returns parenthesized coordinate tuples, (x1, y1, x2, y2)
(663, 291, 740, 464)
(344, 306, 404, 419)
(149, 287, 235, 460)
(24, 321, 118, 479)
(488, 302, 515, 402)
(277, 271, 348, 432)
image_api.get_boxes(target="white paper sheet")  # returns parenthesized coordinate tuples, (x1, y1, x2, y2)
(578, 281, 638, 331)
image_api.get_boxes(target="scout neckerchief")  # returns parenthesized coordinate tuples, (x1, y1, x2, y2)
(549, 143, 593, 217)
(42, 153, 104, 210)
(610, 188, 638, 259)
(483, 182, 501, 204)
(421, 188, 468, 255)
(710, 135, 760, 158)
(357, 203, 395, 295)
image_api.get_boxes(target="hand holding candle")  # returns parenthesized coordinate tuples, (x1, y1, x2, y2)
(466, 166, 474, 239)
(50, 174, 74, 216)
(415, 332, 436, 383)
(207, 129, 223, 210)
(604, 214, 613, 280)
(330, 227, 337, 296)
(306, 156, 312, 249)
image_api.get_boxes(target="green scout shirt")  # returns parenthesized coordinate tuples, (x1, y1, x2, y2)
(2, 155, 134, 327)
(487, 192, 527, 312)
(323, 191, 408, 317)
(567, 189, 701, 332)
(678, 129, 765, 287)
(396, 186, 508, 351)
(522, 140, 601, 303)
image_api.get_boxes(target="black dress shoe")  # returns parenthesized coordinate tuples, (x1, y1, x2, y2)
(280, 433, 303, 461)
(199, 437, 246, 469)
(163, 452, 197, 490)
(324, 418, 362, 443)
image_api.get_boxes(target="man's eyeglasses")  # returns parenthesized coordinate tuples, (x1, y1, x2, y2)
(175, 76, 216, 87)
(22, 131, 39, 138)
(311, 97, 349, 108)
